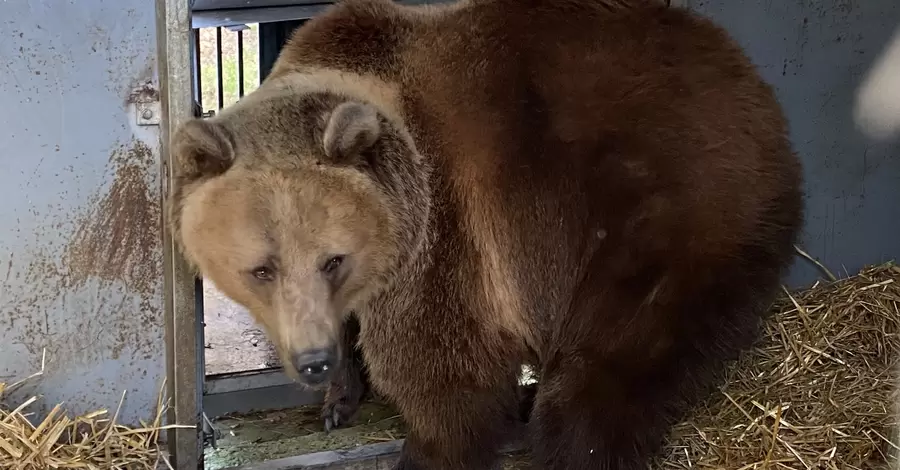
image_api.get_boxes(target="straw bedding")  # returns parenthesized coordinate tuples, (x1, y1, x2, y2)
(2, 262, 899, 469)
(0, 362, 186, 470)
(659, 261, 900, 469)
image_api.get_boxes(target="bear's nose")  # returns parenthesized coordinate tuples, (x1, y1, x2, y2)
(291, 347, 337, 386)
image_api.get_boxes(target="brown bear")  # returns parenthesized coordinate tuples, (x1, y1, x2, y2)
(167, 0, 804, 468)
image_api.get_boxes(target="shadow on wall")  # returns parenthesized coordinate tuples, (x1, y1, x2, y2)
(854, 22, 900, 141)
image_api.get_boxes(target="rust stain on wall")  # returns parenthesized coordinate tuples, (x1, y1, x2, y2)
(2, 137, 165, 369)
(64, 141, 162, 297)
(126, 77, 159, 105)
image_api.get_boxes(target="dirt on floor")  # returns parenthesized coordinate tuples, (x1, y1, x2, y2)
(202, 279, 282, 375)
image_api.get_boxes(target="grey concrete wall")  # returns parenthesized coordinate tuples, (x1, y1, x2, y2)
(680, 0, 900, 287)
(0, 0, 166, 426)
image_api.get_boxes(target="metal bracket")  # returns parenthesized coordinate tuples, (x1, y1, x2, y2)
(137, 101, 162, 126)
(201, 412, 222, 449)
(129, 81, 162, 126)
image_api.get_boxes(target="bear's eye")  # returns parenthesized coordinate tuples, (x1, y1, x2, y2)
(321, 256, 344, 274)
(252, 266, 275, 281)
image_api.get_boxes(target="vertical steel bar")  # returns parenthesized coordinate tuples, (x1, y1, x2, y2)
(193, 28, 203, 109)
(216, 26, 224, 110)
(237, 30, 245, 98)
(155, 0, 201, 467)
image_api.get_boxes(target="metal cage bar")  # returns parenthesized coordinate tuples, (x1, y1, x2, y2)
(237, 30, 246, 98)
(193, 29, 203, 108)
(215, 26, 225, 110)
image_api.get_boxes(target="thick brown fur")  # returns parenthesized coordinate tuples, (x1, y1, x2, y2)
(168, 0, 804, 468)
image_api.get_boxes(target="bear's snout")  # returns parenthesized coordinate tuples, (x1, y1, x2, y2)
(291, 345, 338, 387)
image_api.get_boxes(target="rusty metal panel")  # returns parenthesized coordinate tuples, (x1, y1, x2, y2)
(0, 0, 165, 427)
(679, 0, 900, 287)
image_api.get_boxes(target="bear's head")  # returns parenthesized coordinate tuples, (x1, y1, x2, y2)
(168, 86, 431, 388)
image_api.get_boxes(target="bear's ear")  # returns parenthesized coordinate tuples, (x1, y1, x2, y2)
(322, 101, 381, 164)
(171, 118, 236, 182)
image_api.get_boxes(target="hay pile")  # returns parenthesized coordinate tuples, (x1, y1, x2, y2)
(661, 262, 900, 469)
(0, 355, 186, 470)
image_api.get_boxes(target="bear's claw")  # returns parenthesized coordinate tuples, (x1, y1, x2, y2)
(322, 399, 355, 433)
(320, 364, 369, 433)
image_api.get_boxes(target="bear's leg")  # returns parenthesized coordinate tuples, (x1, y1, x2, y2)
(321, 313, 371, 432)
(529, 274, 762, 469)
(391, 368, 522, 470)
(529, 353, 683, 470)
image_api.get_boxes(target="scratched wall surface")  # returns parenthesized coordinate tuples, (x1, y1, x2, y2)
(0, 0, 165, 426)
(681, 0, 900, 287)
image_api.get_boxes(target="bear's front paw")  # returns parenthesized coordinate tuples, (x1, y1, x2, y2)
(320, 365, 369, 432)
(321, 388, 364, 432)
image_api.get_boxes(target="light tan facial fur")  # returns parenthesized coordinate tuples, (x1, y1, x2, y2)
(168, 80, 428, 382)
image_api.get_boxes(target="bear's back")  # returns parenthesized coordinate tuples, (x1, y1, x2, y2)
(268, 0, 802, 343)
(272, 0, 799, 256)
